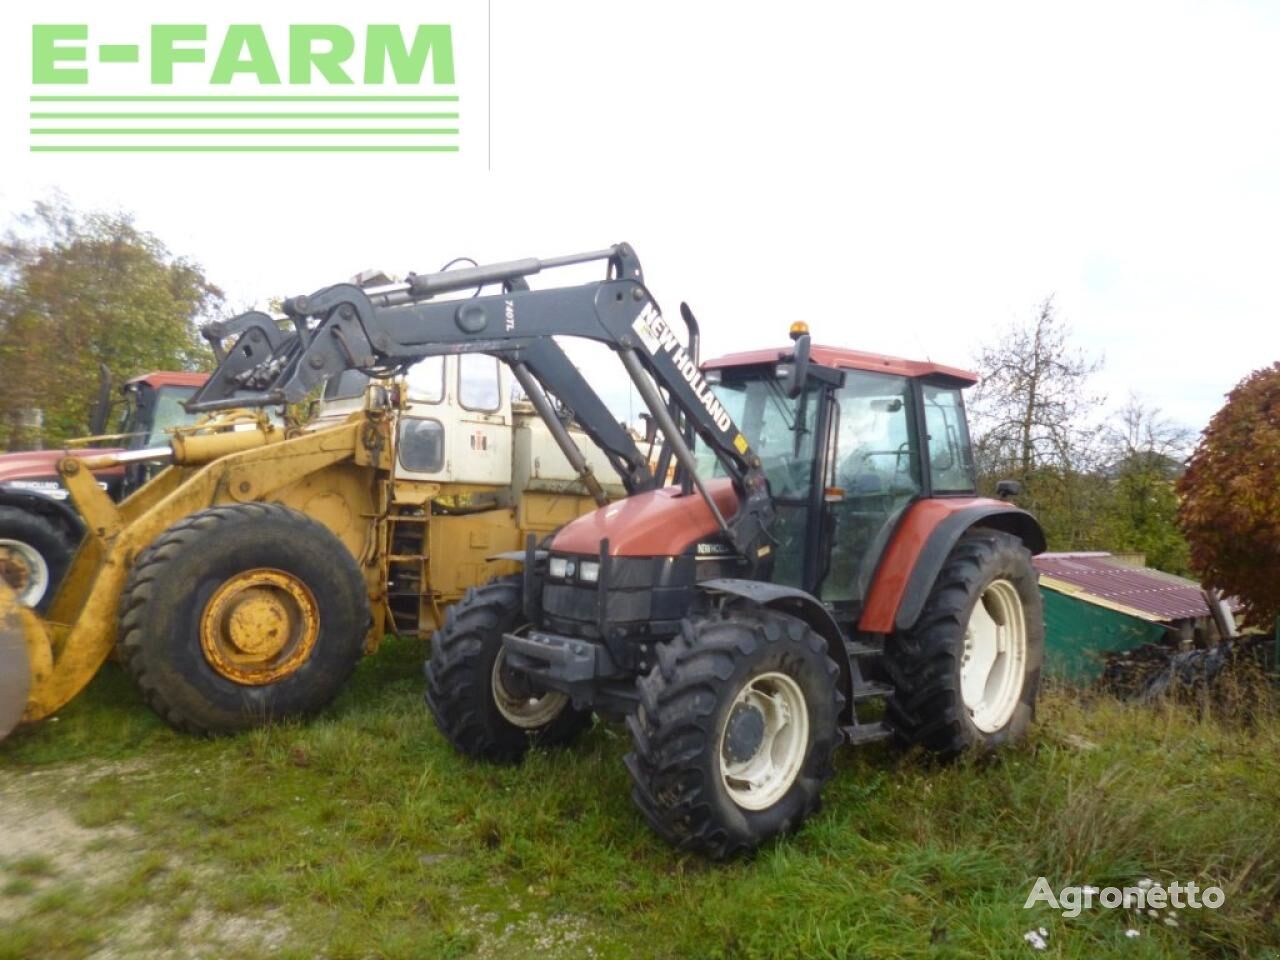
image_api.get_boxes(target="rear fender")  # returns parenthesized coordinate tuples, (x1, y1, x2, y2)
(699, 578, 854, 722)
(859, 499, 1045, 634)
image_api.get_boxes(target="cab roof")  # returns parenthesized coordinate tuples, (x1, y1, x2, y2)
(702, 345, 978, 387)
(124, 371, 209, 389)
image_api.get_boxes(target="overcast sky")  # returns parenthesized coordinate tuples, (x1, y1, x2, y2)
(3, 0, 1277, 432)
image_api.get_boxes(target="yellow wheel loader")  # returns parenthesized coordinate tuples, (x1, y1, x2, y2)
(0, 347, 641, 740)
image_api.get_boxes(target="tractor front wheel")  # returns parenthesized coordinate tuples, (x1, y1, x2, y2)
(885, 529, 1044, 755)
(624, 606, 841, 858)
(425, 576, 592, 763)
(118, 503, 370, 735)
(0, 507, 74, 612)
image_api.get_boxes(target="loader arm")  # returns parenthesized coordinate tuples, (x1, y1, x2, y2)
(189, 244, 774, 557)
(507, 337, 654, 496)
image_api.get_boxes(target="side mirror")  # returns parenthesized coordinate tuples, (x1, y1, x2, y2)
(996, 479, 1022, 500)
(785, 333, 811, 399)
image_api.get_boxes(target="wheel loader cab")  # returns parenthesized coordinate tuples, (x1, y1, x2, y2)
(699, 345, 980, 621)
(315, 355, 512, 484)
(340, 354, 619, 492)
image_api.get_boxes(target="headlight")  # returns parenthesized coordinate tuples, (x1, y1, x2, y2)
(548, 557, 576, 579)
(578, 560, 600, 583)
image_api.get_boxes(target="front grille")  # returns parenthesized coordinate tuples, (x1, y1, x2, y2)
(539, 553, 697, 638)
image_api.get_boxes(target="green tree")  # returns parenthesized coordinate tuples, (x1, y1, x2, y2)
(1100, 395, 1192, 574)
(1178, 363, 1280, 626)
(969, 297, 1105, 549)
(0, 198, 221, 447)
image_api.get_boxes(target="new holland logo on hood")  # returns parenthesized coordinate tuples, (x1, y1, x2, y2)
(631, 304, 733, 434)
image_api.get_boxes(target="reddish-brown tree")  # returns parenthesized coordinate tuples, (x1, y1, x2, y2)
(1178, 363, 1280, 627)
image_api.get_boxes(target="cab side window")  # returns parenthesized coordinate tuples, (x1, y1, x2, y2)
(405, 357, 445, 404)
(833, 373, 920, 496)
(459, 354, 501, 412)
(921, 385, 976, 493)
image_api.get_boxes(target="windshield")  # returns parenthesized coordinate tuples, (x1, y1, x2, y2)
(695, 371, 820, 499)
(146, 387, 201, 446)
(115, 385, 203, 448)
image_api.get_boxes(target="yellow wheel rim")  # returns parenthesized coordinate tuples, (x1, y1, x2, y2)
(200, 568, 319, 685)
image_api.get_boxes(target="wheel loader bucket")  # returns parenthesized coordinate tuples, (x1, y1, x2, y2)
(0, 583, 33, 740)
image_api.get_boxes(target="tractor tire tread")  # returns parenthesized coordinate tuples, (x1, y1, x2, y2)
(624, 606, 841, 859)
(884, 529, 1043, 757)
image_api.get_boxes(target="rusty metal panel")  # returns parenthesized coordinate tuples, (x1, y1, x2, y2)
(1033, 553, 1225, 622)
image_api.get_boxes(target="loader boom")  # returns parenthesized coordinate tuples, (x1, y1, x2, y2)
(189, 244, 779, 558)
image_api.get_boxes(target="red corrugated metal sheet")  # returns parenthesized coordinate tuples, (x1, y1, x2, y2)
(1032, 553, 1225, 622)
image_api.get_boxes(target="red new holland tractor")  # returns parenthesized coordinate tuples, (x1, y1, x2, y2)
(429, 327, 1046, 856)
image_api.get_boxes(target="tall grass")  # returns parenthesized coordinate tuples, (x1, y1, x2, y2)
(1, 639, 1276, 959)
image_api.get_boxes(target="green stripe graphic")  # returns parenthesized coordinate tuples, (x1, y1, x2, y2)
(32, 128, 459, 135)
(30, 95, 459, 102)
(30, 145, 461, 153)
(30, 112, 460, 119)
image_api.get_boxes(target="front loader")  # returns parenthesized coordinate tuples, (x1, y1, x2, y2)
(0, 330, 647, 741)
(179, 242, 1048, 856)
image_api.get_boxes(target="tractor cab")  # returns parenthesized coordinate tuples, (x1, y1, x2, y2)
(699, 330, 979, 621)
(112, 372, 211, 495)
(115, 372, 210, 450)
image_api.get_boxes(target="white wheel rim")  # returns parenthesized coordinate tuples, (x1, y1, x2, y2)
(0, 539, 50, 607)
(490, 647, 570, 729)
(719, 671, 810, 811)
(960, 578, 1028, 733)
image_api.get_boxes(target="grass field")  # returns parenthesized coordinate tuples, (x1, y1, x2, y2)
(1, 637, 1277, 960)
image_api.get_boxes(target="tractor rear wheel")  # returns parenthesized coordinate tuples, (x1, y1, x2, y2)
(118, 503, 370, 735)
(624, 606, 841, 858)
(0, 507, 74, 612)
(885, 529, 1043, 755)
(425, 576, 592, 763)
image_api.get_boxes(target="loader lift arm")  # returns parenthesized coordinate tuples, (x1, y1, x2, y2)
(189, 244, 776, 558)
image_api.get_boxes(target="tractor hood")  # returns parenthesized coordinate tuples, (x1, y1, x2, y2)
(0, 448, 126, 485)
(550, 478, 741, 558)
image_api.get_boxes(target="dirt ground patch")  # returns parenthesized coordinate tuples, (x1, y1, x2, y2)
(0, 762, 291, 958)
(86, 905, 290, 960)
(0, 767, 134, 923)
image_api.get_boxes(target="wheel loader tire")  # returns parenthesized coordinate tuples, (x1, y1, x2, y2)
(0, 507, 74, 613)
(624, 606, 842, 859)
(884, 528, 1044, 756)
(118, 502, 370, 735)
(425, 576, 591, 763)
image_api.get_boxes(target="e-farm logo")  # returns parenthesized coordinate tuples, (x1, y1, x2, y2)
(29, 23, 460, 153)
